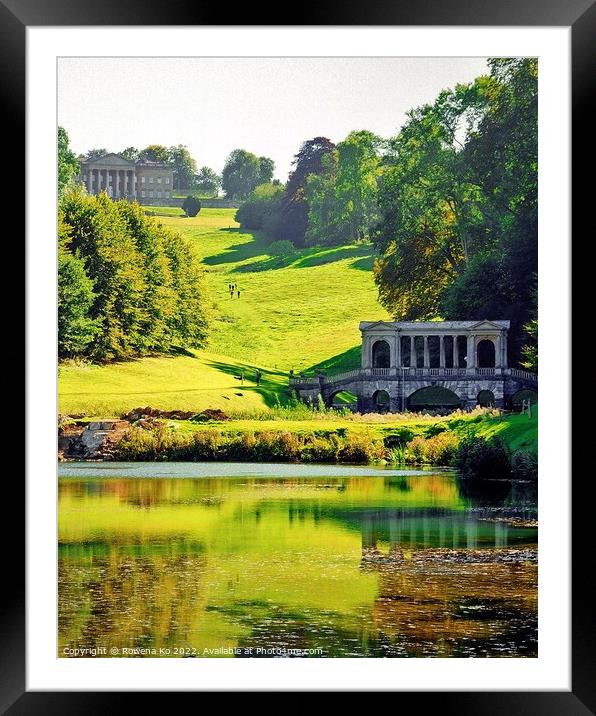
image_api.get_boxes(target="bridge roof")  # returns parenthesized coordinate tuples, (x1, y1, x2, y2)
(360, 320, 510, 331)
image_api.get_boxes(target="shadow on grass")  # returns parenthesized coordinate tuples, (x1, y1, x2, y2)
(230, 243, 375, 274)
(308, 345, 362, 375)
(202, 228, 271, 267)
(292, 245, 371, 269)
(204, 359, 292, 408)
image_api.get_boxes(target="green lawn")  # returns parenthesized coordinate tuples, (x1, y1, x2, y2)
(59, 207, 389, 416)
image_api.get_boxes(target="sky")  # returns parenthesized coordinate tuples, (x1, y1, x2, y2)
(58, 57, 489, 182)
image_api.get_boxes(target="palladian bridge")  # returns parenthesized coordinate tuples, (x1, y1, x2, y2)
(290, 320, 537, 412)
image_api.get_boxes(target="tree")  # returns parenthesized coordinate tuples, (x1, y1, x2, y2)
(59, 187, 210, 360)
(85, 148, 109, 161)
(306, 130, 383, 246)
(58, 127, 80, 195)
(139, 144, 170, 164)
(58, 211, 99, 356)
(372, 58, 537, 364)
(221, 149, 261, 200)
(277, 137, 335, 247)
(235, 183, 283, 230)
(120, 147, 140, 162)
(182, 195, 202, 217)
(258, 156, 275, 185)
(169, 145, 198, 192)
(194, 166, 221, 196)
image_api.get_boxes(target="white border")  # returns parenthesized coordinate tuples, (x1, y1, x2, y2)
(27, 27, 571, 691)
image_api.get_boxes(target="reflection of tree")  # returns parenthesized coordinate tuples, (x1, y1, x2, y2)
(59, 551, 207, 654)
(367, 560, 537, 657)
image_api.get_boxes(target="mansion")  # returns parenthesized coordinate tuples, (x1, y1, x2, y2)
(78, 153, 174, 202)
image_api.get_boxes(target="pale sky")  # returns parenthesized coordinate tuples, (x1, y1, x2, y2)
(58, 57, 489, 182)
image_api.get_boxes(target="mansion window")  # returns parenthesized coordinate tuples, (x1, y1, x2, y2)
(157, 177, 162, 184)
(157, 191, 162, 198)
(141, 191, 146, 198)
(149, 177, 154, 183)
(165, 191, 170, 198)
(165, 177, 170, 184)
(141, 176, 146, 184)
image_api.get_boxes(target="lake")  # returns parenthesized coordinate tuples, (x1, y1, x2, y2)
(58, 462, 537, 658)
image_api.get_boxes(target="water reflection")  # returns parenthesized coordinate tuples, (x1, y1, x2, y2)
(59, 470, 537, 658)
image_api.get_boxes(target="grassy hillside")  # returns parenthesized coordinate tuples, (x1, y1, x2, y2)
(59, 207, 389, 416)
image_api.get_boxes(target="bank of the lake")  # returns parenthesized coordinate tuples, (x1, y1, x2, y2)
(59, 407, 537, 479)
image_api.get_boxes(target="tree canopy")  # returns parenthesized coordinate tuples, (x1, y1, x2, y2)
(373, 58, 537, 363)
(58, 127, 80, 195)
(222, 149, 275, 200)
(59, 188, 210, 361)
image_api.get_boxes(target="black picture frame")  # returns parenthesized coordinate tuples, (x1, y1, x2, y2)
(10, 0, 587, 708)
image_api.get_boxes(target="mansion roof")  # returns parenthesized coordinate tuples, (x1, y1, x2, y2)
(81, 153, 171, 170)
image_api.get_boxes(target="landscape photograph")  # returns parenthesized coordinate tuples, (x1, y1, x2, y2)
(57, 56, 538, 659)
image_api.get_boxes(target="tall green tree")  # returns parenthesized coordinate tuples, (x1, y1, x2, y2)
(169, 144, 198, 191)
(373, 58, 537, 364)
(58, 211, 99, 356)
(221, 149, 261, 200)
(195, 166, 221, 196)
(58, 127, 80, 195)
(258, 156, 275, 185)
(59, 187, 210, 360)
(306, 130, 383, 246)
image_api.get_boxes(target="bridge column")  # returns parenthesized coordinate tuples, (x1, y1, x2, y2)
(453, 335, 459, 368)
(423, 336, 430, 368)
(466, 334, 476, 372)
(439, 336, 446, 368)
(409, 335, 416, 368)
(395, 332, 401, 368)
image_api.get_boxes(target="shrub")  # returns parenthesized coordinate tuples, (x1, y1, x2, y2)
(301, 434, 342, 463)
(182, 195, 202, 217)
(268, 240, 295, 258)
(406, 431, 460, 465)
(338, 432, 384, 464)
(511, 449, 538, 480)
(453, 436, 511, 478)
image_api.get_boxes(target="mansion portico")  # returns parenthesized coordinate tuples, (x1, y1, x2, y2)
(78, 153, 174, 203)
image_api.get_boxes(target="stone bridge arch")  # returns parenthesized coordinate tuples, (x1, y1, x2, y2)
(406, 385, 464, 412)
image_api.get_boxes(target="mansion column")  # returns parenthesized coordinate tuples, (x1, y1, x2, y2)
(87, 169, 93, 194)
(97, 168, 103, 192)
(394, 332, 401, 369)
(439, 336, 446, 368)
(124, 171, 129, 197)
(423, 336, 430, 368)
(410, 336, 416, 368)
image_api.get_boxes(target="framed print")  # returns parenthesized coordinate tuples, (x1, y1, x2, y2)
(8, 0, 589, 707)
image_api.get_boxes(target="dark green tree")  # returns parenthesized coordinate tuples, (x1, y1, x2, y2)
(182, 195, 202, 217)
(277, 136, 335, 247)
